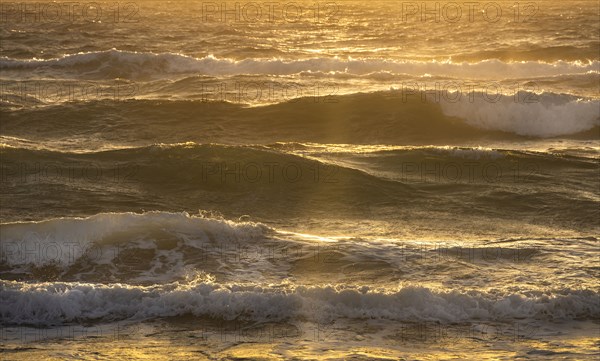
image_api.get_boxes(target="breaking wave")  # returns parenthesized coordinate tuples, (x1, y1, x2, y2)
(1, 280, 597, 326)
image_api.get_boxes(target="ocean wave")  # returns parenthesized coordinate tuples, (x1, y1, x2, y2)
(0, 207, 560, 272)
(1, 49, 598, 80)
(1, 143, 597, 229)
(438, 92, 600, 137)
(0, 211, 270, 268)
(2, 141, 596, 193)
(1, 140, 598, 238)
(453, 45, 600, 63)
(1, 280, 597, 325)
(2, 91, 598, 139)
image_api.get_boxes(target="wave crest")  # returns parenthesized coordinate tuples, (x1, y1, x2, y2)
(1, 280, 597, 325)
(2, 49, 598, 80)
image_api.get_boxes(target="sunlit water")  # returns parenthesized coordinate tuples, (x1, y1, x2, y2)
(1, 1, 599, 359)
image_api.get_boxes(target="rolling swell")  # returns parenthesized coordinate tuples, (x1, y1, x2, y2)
(0, 143, 412, 223)
(2, 92, 598, 147)
(3, 142, 596, 187)
(1, 143, 598, 232)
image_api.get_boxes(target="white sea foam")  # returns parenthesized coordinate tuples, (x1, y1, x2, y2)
(439, 93, 600, 137)
(1, 280, 597, 325)
(0, 212, 269, 267)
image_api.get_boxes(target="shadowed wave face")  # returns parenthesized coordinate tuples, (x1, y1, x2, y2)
(2, 92, 599, 148)
(1, 142, 598, 238)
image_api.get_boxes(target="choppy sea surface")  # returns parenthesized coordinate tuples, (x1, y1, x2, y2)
(1, 1, 599, 359)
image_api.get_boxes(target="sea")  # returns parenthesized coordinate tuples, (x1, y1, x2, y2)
(1, 0, 599, 359)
